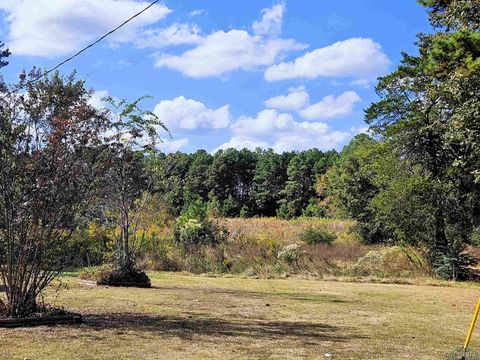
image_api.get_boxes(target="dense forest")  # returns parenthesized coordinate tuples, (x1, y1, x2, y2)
(154, 148, 338, 219)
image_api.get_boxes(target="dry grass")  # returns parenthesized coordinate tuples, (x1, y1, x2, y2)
(133, 218, 431, 280)
(224, 217, 357, 245)
(0, 272, 479, 359)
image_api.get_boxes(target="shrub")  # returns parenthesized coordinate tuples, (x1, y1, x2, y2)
(97, 267, 151, 287)
(302, 202, 326, 218)
(79, 264, 115, 281)
(277, 244, 301, 264)
(299, 227, 337, 245)
(173, 201, 228, 253)
(347, 246, 431, 278)
(431, 250, 477, 280)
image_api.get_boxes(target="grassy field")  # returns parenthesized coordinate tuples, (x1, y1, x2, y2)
(0, 273, 478, 360)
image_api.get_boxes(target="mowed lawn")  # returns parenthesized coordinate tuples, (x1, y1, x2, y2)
(1, 273, 478, 359)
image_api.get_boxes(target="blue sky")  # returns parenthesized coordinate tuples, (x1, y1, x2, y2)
(0, 0, 431, 153)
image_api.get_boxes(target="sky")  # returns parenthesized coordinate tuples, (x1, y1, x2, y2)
(0, 0, 432, 154)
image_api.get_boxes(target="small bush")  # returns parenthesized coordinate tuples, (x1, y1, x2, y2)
(277, 244, 301, 264)
(173, 201, 228, 253)
(97, 267, 151, 287)
(347, 246, 431, 278)
(432, 250, 477, 281)
(299, 227, 337, 245)
(79, 264, 115, 281)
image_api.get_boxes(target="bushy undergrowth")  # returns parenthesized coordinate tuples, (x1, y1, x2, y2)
(79, 264, 115, 281)
(299, 227, 337, 245)
(80, 264, 151, 286)
(76, 217, 444, 280)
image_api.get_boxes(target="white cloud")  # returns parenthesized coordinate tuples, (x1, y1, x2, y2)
(299, 91, 361, 120)
(154, 3, 305, 78)
(265, 86, 309, 111)
(265, 87, 360, 120)
(0, 0, 171, 57)
(157, 137, 189, 152)
(217, 108, 350, 152)
(232, 109, 293, 136)
(265, 37, 389, 82)
(188, 9, 208, 17)
(252, 2, 285, 37)
(153, 96, 231, 131)
(136, 23, 202, 48)
(155, 30, 304, 78)
(271, 120, 350, 152)
(214, 136, 269, 152)
(87, 90, 109, 109)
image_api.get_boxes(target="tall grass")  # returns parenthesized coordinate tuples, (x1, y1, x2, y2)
(128, 217, 433, 280)
(224, 217, 357, 245)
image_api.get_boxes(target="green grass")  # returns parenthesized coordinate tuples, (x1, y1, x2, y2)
(1, 272, 479, 359)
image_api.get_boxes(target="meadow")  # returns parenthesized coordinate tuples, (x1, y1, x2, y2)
(123, 217, 433, 283)
(1, 272, 477, 360)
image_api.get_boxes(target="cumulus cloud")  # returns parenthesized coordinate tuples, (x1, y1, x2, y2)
(272, 124, 349, 152)
(265, 87, 360, 120)
(157, 137, 189, 152)
(265, 86, 309, 111)
(216, 86, 362, 152)
(216, 108, 350, 152)
(135, 23, 202, 48)
(188, 9, 208, 17)
(0, 0, 171, 57)
(214, 136, 269, 152)
(153, 96, 231, 131)
(232, 109, 293, 136)
(265, 37, 389, 83)
(299, 91, 361, 120)
(154, 3, 305, 78)
(252, 2, 285, 37)
(87, 90, 110, 109)
(155, 32, 303, 78)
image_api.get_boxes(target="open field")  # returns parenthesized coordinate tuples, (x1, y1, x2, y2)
(0, 273, 478, 359)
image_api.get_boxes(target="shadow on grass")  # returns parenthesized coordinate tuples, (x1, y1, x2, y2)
(82, 312, 362, 343)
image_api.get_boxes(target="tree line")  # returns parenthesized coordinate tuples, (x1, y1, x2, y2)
(155, 148, 338, 219)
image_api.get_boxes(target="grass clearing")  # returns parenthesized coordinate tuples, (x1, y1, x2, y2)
(1, 273, 478, 359)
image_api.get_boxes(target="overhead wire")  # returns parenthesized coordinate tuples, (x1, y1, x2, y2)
(3, 0, 160, 95)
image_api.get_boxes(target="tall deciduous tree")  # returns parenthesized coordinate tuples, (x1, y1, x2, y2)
(101, 96, 167, 278)
(0, 70, 111, 317)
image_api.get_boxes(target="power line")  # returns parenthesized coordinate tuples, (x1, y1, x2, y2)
(6, 0, 160, 95)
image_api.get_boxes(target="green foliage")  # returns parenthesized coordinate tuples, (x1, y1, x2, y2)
(302, 201, 327, 218)
(207, 148, 258, 217)
(249, 149, 292, 217)
(0, 70, 113, 317)
(0, 41, 10, 68)
(79, 264, 115, 281)
(431, 249, 477, 280)
(299, 227, 337, 245)
(278, 149, 337, 219)
(418, 0, 480, 30)
(173, 201, 228, 252)
(360, 0, 480, 279)
(325, 134, 396, 244)
(154, 147, 337, 219)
